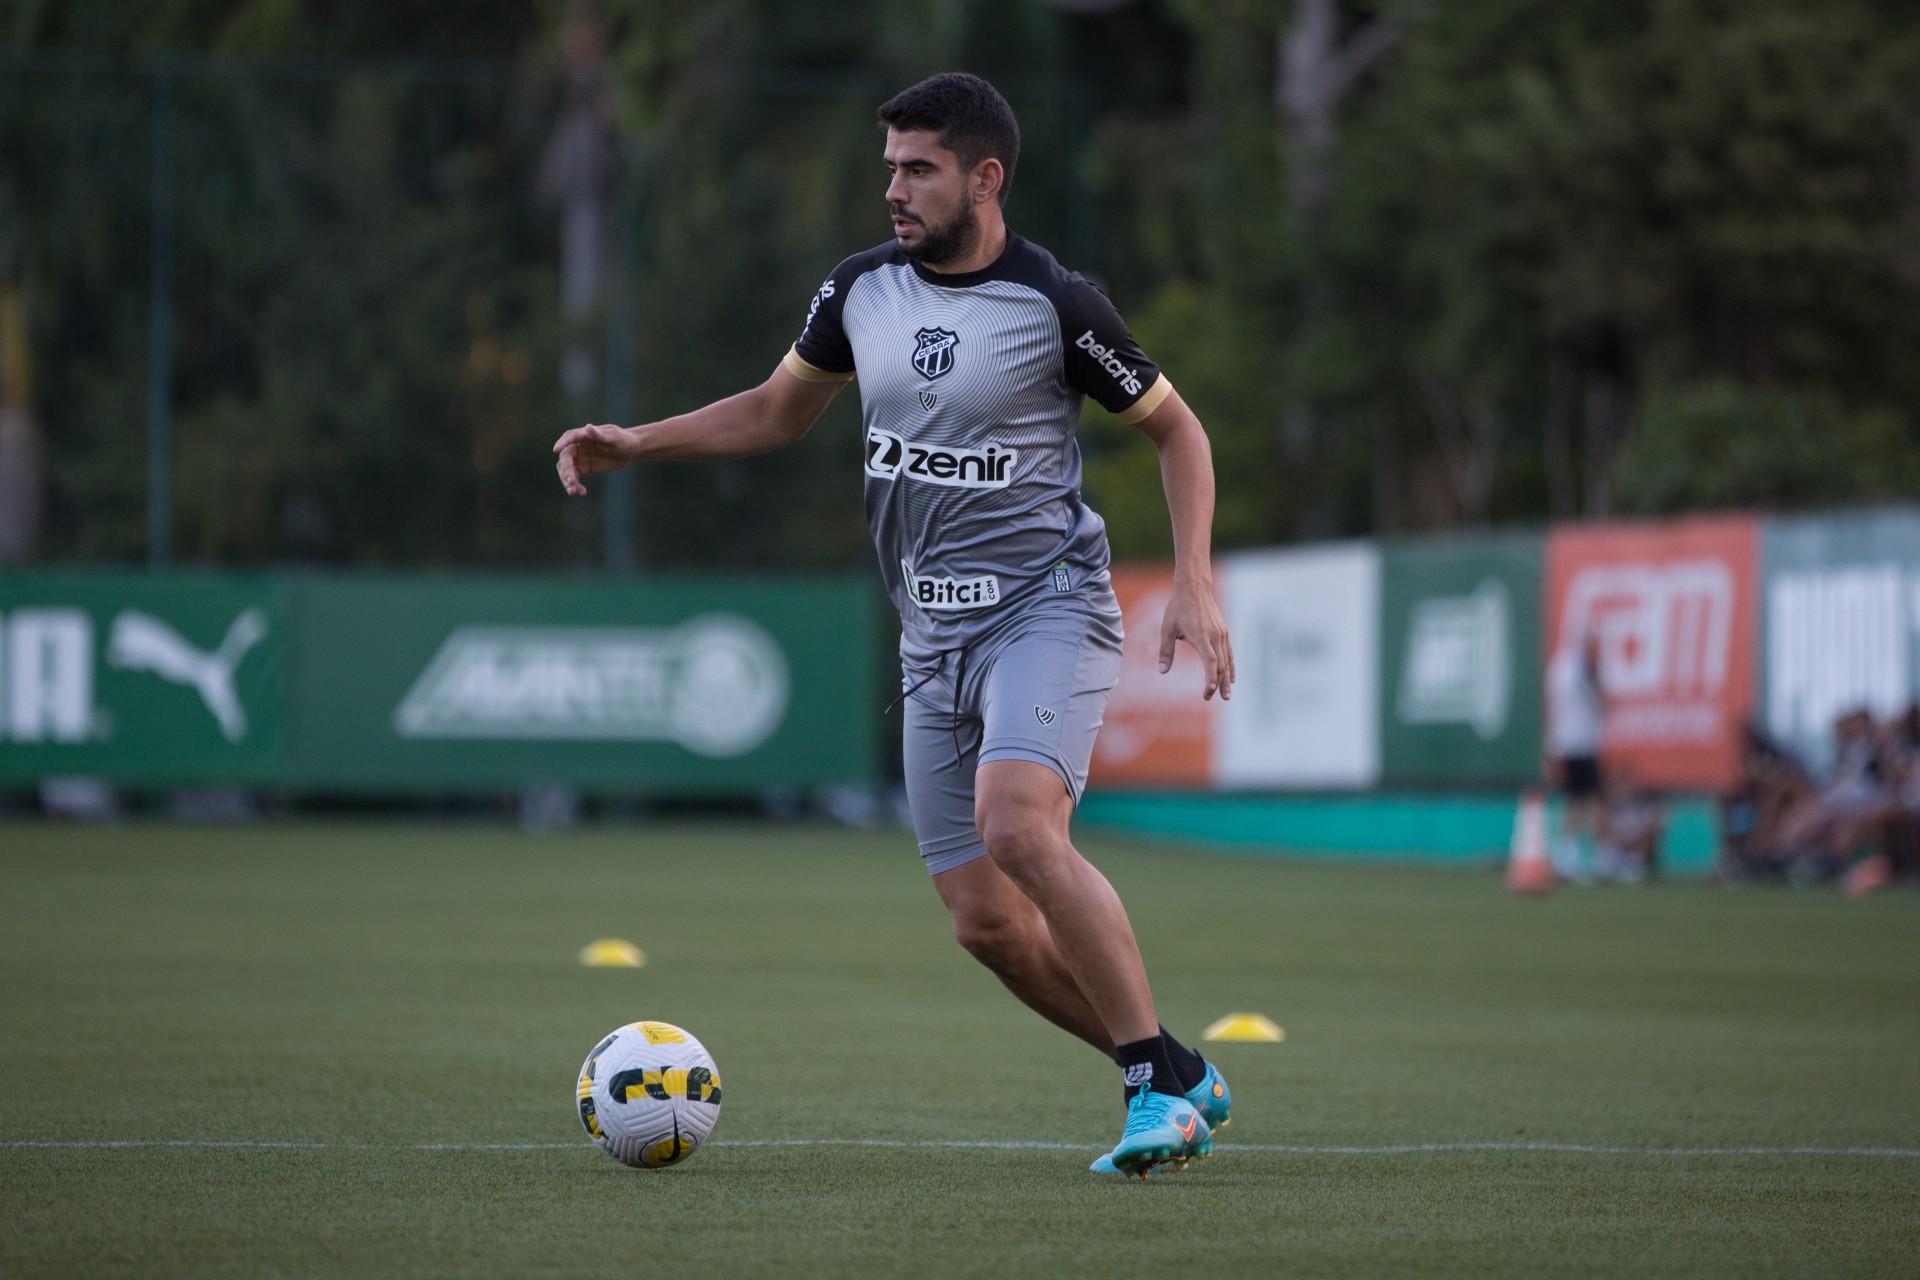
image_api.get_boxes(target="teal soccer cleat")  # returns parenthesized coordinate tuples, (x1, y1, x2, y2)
(1092, 1087, 1211, 1178)
(1090, 1061, 1231, 1174)
(1187, 1059, 1231, 1133)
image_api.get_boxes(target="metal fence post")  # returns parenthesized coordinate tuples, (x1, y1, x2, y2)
(146, 65, 175, 571)
(600, 139, 640, 575)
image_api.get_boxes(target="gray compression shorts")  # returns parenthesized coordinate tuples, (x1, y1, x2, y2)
(899, 602, 1124, 877)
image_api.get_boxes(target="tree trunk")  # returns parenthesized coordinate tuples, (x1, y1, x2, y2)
(538, 9, 618, 565)
(1373, 401, 1402, 533)
(1417, 371, 1501, 525)
(0, 275, 43, 563)
(1582, 376, 1632, 519)
(1543, 350, 1577, 520)
(1277, 0, 1405, 217)
(1276, 0, 1407, 529)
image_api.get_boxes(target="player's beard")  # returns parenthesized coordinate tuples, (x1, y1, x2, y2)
(895, 198, 980, 267)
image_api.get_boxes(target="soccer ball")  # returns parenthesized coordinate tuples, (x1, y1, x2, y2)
(576, 1021, 723, 1168)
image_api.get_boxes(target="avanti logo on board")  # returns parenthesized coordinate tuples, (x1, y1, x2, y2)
(1397, 578, 1511, 742)
(391, 614, 789, 758)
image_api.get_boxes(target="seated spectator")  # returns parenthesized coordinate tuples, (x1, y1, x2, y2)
(1772, 708, 1893, 883)
(1859, 703, 1920, 889)
(1719, 723, 1814, 881)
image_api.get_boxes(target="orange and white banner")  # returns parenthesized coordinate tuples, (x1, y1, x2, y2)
(1090, 546, 1382, 789)
(1090, 563, 1214, 786)
(1545, 516, 1759, 790)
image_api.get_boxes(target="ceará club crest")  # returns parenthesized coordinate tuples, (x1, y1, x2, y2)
(911, 327, 959, 380)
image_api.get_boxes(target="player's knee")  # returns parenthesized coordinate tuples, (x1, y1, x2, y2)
(950, 909, 1027, 972)
(977, 806, 1065, 883)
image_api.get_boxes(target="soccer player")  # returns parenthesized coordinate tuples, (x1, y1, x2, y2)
(553, 73, 1234, 1178)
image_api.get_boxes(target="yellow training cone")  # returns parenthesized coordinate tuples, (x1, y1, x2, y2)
(1202, 1012, 1284, 1043)
(578, 938, 646, 968)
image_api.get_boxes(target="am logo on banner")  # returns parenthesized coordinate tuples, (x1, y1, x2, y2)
(1544, 516, 1760, 791)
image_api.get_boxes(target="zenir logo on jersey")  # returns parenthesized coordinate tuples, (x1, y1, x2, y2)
(865, 428, 1018, 489)
(911, 327, 960, 380)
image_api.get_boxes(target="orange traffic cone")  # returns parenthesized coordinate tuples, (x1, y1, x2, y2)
(1507, 787, 1554, 895)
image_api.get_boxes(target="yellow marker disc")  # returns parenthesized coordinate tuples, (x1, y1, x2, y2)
(1202, 1012, 1285, 1043)
(578, 938, 646, 967)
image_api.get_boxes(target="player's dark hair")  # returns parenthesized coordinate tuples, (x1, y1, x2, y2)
(877, 73, 1021, 205)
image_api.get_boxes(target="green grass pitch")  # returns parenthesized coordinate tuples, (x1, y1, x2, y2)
(3, 821, 1917, 1277)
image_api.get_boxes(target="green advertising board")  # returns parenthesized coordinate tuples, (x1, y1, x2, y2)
(1378, 532, 1543, 785)
(0, 572, 286, 784)
(0, 571, 877, 792)
(287, 574, 876, 792)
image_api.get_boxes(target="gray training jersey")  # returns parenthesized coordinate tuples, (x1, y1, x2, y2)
(783, 233, 1171, 653)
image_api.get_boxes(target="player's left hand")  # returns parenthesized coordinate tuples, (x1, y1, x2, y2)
(1159, 576, 1234, 701)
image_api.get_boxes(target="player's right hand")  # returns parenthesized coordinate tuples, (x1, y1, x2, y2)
(553, 423, 641, 496)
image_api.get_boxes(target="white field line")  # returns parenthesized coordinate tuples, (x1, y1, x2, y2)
(3, 1138, 1917, 1158)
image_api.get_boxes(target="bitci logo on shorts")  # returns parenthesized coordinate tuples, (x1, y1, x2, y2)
(900, 560, 1001, 613)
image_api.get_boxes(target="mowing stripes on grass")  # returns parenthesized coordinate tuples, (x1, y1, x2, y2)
(5, 822, 1919, 1279)
(8, 1138, 1920, 1157)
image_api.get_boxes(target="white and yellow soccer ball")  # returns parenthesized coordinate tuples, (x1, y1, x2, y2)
(576, 1021, 723, 1168)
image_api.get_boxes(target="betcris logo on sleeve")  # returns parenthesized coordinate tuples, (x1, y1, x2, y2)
(1075, 330, 1143, 397)
(804, 277, 835, 325)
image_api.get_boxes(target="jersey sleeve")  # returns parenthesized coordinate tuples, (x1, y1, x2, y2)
(1057, 275, 1171, 423)
(784, 256, 863, 383)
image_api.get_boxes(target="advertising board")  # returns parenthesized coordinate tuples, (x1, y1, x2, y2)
(1761, 508, 1920, 774)
(291, 575, 876, 791)
(1380, 532, 1543, 784)
(1544, 517, 1759, 790)
(0, 573, 284, 783)
(1215, 544, 1381, 789)
(1088, 563, 1215, 787)
(0, 571, 878, 792)
(1091, 548, 1383, 790)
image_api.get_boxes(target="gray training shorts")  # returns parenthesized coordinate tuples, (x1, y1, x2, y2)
(899, 601, 1124, 877)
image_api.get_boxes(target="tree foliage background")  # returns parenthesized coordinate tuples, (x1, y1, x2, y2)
(2, 0, 1916, 569)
